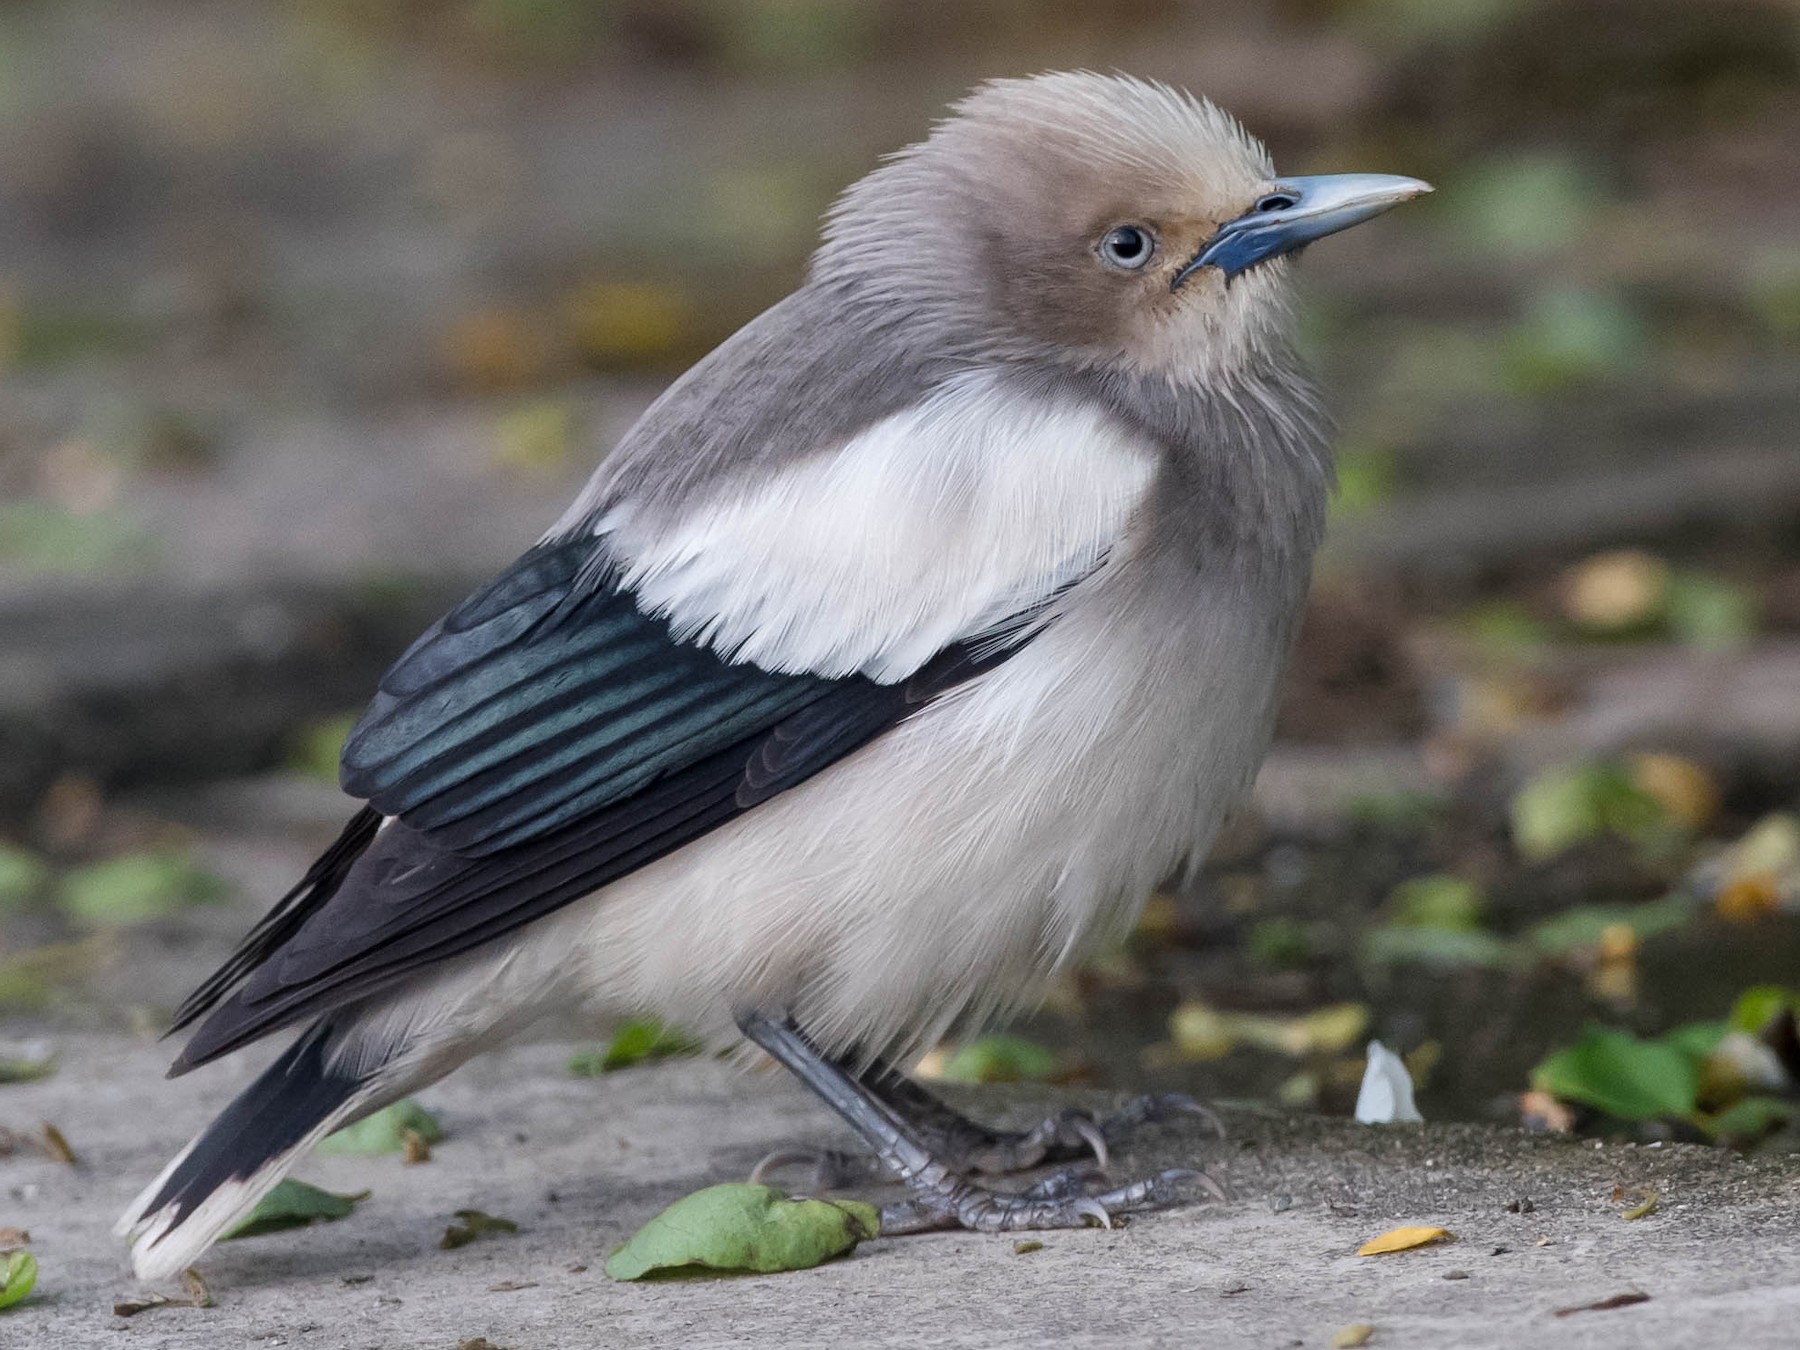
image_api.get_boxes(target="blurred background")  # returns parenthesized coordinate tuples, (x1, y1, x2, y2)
(3, 0, 1800, 1147)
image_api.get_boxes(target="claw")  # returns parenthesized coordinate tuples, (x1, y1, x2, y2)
(1075, 1197, 1112, 1230)
(1164, 1095, 1228, 1142)
(1069, 1114, 1111, 1171)
(749, 1147, 820, 1186)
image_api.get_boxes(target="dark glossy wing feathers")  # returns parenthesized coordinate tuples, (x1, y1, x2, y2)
(173, 540, 1032, 1070)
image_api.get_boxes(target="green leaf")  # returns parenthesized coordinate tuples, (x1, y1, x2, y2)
(938, 1035, 1058, 1085)
(56, 850, 227, 926)
(1700, 1095, 1792, 1141)
(0, 1250, 36, 1311)
(1330, 442, 1399, 516)
(439, 1209, 519, 1249)
(1659, 1020, 1727, 1061)
(0, 501, 152, 575)
(0, 1040, 57, 1084)
(0, 846, 49, 913)
(568, 1018, 703, 1076)
(1363, 924, 1517, 970)
(1665, 572, 1758, 650)
(1387, 874, 1485, 931)
(222, 1179, 368, 1239)
(1532, 1027, 1700, 1121)
(1527, 896, 1691, 956)
(1461, 600, 1553, 653)
(1247, 917, 1312, 969)
(1500, 287, 1646, 394)
(318, 1099, 443, 1155)
(1439, 153, 1599, 259)
(1510, 761, 1669, 863)
(1728, 986, 1800, 1035)
(604, 1183, 878, 1280)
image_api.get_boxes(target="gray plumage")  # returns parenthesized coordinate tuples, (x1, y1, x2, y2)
(118, 71, 1426, 1277)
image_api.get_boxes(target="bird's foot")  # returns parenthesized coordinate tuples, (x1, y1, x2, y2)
(960, 1093, 1224, 1175)
(876, 1163, 1222, 1235)
(734, 1013, 1228, 1240)
(750, 1092, 1222, 1188)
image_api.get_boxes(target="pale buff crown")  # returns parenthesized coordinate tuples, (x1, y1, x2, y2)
(812, 71, 1294, 384)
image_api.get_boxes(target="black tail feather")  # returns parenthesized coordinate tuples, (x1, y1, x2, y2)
(137, 1021, 361, 1239)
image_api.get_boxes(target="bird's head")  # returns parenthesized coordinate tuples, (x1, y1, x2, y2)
(813, 71, 1429, 384)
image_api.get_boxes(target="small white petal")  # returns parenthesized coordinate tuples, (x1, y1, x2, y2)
(1354, 1039, 1423, 1124)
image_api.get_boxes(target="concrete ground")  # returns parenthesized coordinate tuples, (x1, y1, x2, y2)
(4, 1034, 1800, 1349)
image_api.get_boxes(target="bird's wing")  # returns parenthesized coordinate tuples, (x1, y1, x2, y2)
(171, 373, 1157, 1067)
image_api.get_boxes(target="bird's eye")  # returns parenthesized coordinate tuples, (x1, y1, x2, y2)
(1097, 224, 1155, 270)
(1254, 191, 1299, 213)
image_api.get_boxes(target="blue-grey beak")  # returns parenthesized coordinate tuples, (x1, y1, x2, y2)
(1172, 173, 1432, 289)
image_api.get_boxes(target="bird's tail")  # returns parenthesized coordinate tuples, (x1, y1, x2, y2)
(115, 1020, 386, 1281)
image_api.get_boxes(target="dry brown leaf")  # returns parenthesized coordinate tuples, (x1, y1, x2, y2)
(1716, 874, 1781, 923)
(1628, 754, 1718, 832)
(113, 1293, 173, 1317)
(1357, 1225, 1454, 1256)
(39, 1122, 76, 1166)
(401, 1127, 432, 1165)
(1518, 1090, 1576, 1133)
(0, 1228, 28, 1249)
(181, 1268, 215, 1308)
(1614, 1186, 1660, 1220)
(1554, 1290, 1649, 1317)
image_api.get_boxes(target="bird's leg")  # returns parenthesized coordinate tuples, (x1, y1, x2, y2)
(737, 1010, 1208, 1235)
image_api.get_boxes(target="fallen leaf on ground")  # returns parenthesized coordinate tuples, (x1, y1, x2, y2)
(401, 1127, 432, 1164)
(1614, 1186, 1659, 1220)
(223, 1180, 368, 1240)
(440, 1210, 519, 1250)
(487, 1281, 537, 1292)
(1332, 1325, 1375, 1348)
(0, 1250, 35, 1311)
(1560, 550, 1668, 634)
(0, 1043, 55, 1084)
(319, 1099, 443, 1155)
(1531, 1026, 1700, 1122)
(112, 1293, 171, 1317)
(181, 1267, 214, 1308)
(56, 850, 226, 927)
(568, 1018, 702, 1076)
(1518, 1090, 1576, 1133)
(1554, 1290, 1650, 1317)
(1014, 1240, 1044, 1254)
(605, 1183, 878, 1280)
(0, 1228, 28, 1248)
(0, 846, 49, 912)
(937, 1034, 1058, 1084)
(38, 1122, 75, 1165)
(1628, 754, 1718, 832)
(1357, 1226, 1454, 1256)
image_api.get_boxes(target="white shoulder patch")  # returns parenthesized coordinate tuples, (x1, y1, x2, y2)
(593, 372, 1158, 681)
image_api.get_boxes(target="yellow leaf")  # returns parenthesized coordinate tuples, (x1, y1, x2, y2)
(1560, 549, 1669, 633)
(1628, 754, 1718, 832)
(1168, 1002, 1235, 1061)
(1357, 1225, 1454, 1256)
(1716, 874, 1781, 923)
(1332, 1326, 1376, 1348)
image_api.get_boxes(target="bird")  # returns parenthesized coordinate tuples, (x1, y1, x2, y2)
(117, 70, 1428, 1278)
